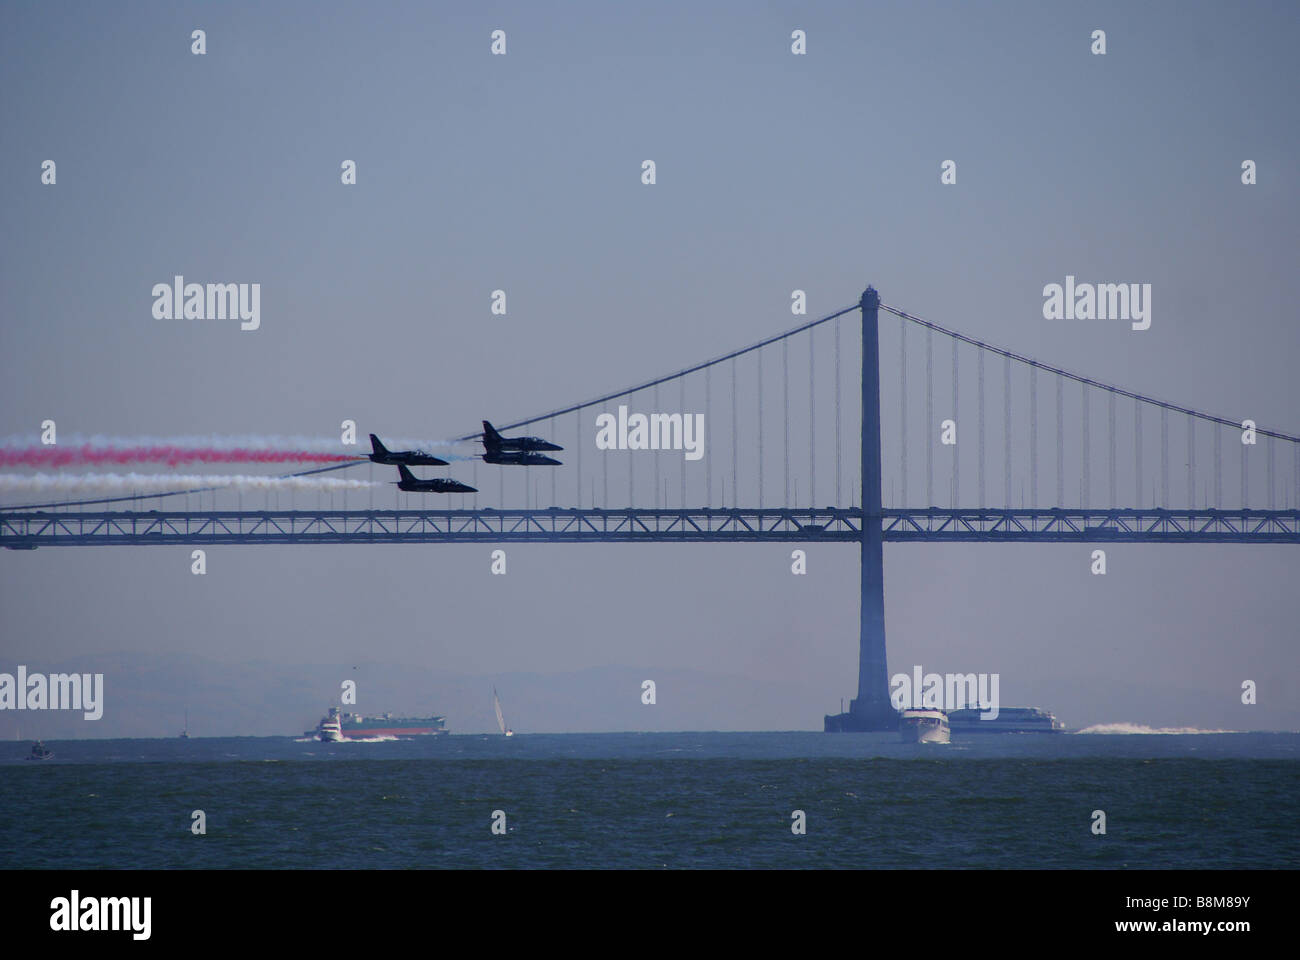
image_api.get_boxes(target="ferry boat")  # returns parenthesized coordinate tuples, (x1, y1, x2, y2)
(899, 708, 950, 744)
(947, 706, 1065, 734)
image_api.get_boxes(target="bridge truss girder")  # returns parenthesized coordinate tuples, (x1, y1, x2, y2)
(3, 507, 1298, 547)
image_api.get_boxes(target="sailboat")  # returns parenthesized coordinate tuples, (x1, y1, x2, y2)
(179, 709, 190, 739)
(493, 688, 513, 737)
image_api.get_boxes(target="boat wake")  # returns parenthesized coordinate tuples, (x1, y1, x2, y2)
(1074, 722, 1236, 735)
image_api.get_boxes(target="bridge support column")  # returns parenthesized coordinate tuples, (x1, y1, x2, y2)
(826, 285, 898, 732)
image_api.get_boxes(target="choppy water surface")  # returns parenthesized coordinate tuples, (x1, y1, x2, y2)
(3, 732, 1295, 868)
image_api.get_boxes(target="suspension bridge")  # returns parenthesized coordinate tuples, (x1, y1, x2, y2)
(3, 286, 1297, 729)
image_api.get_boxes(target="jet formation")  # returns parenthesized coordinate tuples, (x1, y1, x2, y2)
(393, 463, 475, 494)
(368, 434, 448, 466)
(480, 420, 563, 466)
(373, 420, 563, 495)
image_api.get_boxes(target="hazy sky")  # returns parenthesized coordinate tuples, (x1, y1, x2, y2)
(1, 1, 1297, 734)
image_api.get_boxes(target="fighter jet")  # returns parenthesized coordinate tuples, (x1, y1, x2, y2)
(482, 449, 562, 467)
(393, 464, 476, 493)
(368, 434, 448, 467)
(480, 421, 563, 453)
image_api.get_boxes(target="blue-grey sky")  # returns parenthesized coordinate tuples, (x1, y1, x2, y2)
(1, 1, 1297, 735)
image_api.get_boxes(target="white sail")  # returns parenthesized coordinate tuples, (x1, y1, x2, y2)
(493, 689, 506, 735)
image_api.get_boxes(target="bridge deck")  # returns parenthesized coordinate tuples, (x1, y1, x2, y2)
(3, 507, 1298, 546)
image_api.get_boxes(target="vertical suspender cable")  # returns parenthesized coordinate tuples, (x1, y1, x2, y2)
(1241, 432, 1248, 508)
(953, 339, 960, 507)
(758, 349, 764, 508)
(1003, 353, 1011, 508)
(900, 319, 907, 508)
(1214, 422, 1222, 508)
(1135, 401, 1143, 508)
(1267, 435, 1274, 510)
(810, 327, 816, 508)
(835, 317, 842, 506)
(783, 338, 790, 507)
(653, 384, 660, 509)
(1081, 382, 1089, 509)
(926, 325, 933, 508)
(704, 367, 711, 507)
(977, 348, 985, 508)
(1029, 364, 1037, 509)
(1056, 377, 1064, 508)
(731, 356, 738, 507)
(1108, 390, 1117, 508)
(1160, 407, 1169, 507)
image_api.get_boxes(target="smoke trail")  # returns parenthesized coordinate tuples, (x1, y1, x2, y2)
(0, 446, 367, 468)
(0, 434, 475, 467)
(1, 433, 462, 453)
(0, 473, 383, 496)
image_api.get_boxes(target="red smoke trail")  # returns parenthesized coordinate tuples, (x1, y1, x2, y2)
(0, 446, 366, 468)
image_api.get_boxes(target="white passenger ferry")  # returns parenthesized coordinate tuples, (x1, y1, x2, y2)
(899, 708, 951, 744)
(947, 707, 1065, 734)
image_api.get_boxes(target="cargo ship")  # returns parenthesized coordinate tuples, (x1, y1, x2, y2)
(341, 710, 447, 738)
(306, 706, 448, 739)
(947, 706, 1064, 733)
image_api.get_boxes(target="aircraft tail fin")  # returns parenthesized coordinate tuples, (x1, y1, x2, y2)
(482, 421, 502, 444)
(370, 434, 388, 457)
(397, 463, 415, 483)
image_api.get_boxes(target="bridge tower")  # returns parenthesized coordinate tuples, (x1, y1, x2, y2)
(825, 285, 898, 732)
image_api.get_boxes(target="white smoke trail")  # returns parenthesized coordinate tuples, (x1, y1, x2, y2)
(0, 433, 465, 452)
(0, 473, 383, 496)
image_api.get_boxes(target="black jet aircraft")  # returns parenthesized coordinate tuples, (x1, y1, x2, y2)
(482, 449, 562, 467)
(369, 434, 448, 467)
(481, 421, 563, 453)
(393, 464, 476, 493)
